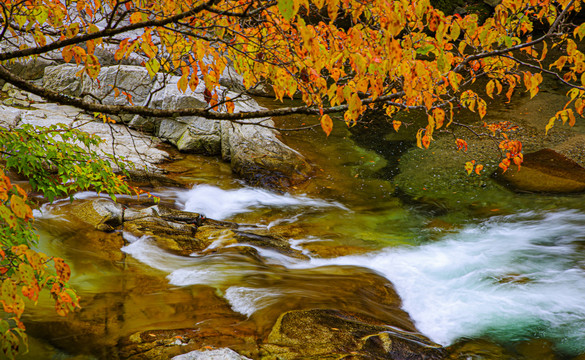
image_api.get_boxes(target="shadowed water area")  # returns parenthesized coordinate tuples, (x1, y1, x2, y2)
(17, 79, 585, 359)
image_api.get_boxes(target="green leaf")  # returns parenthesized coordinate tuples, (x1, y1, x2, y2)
(277, 0, 295, 20)
(145, 58, 160, 78)
(416, 44, 435, 56)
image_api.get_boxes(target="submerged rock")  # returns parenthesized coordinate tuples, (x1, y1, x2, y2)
(446, 338, 516, 360)
(261, 309, 446, 360)
(494, 148, 585, 193)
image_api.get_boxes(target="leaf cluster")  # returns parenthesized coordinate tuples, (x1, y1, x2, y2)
(0, 168, 80, 359)
(0, 123, 137, 202)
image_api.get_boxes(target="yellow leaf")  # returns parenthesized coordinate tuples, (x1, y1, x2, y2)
(464, 161, 474, 175)
(328, 0, 340, 22)
(539, 41, 548, 61)
(475, 164, 484, 175)
(446, 102, 454, 127)
(320, 114, 333, 136)
(130, 12, 145, 24)
(277, 0, 296, 20)
(141, 41, 157, 59)
(226, 97, 235, 113)
(550, 56, 567, 71)
(568, 108, 576, 127)
(448, 72, 460, 92)
(495, 80, 503, 95)
(486, 80, 495, 99)
(416, 129, 424, 149)
(433, 108, 445, 129)
(145, 58, 160, 78)
(422, 135, 430, 149)
(348, 93, 362, 114)
(545, 116, 556, 135)
(478, 98, 487, 119)
(428, 114, 435, 130)
(450, 21, 460, 40)
(177, 73, 189, 93)
(560, 110, 569, 124)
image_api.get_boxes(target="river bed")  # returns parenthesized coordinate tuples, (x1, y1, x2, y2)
(18, 91, 585, 359)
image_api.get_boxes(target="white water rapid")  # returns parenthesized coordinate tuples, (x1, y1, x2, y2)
(122, 184, 585, 356)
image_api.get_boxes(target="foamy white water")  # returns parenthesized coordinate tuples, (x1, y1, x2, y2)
(177, 184, 347, 220)
(290, 210, 585, 354)
(224, 286, 281, 317)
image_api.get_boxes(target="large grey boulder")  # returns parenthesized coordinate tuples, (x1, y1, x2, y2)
(221, 119, 312, 187)
(43, 64, 157, 123)
(40, 63, 311, 187)
(137, 75, 222, 154)
(130, 74, 312, 187)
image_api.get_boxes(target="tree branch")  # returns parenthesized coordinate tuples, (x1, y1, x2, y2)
(0, 64, 404, 120)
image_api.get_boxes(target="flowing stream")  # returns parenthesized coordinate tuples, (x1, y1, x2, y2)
(20, 92, 585, 359)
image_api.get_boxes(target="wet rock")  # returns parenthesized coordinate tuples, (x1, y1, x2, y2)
(446, 338, 516, 359)
(122, 203, 307, 258)
(494, 149, 585, 193)
(72, 198, 124, 231)
(222, 119, 313, 188)
(118, 325, 258, 360)
(261, 309, 446, 360)
(301, 243, 371, 258)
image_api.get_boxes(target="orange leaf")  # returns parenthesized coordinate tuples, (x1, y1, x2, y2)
(475, 164, 484, 175)
(130, 12, 144, 24)
(392, 120, 401, 132)
(421, 135, 430, 149)
(456, 138, 468, 152)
